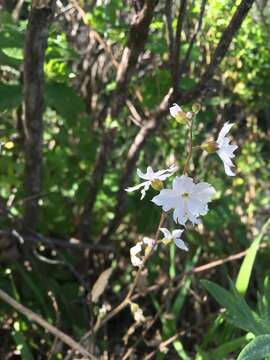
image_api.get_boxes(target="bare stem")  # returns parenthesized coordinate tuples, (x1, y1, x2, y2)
(183, 117, 194, 174)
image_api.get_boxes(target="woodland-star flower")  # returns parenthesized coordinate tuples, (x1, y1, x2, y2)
(160, 227, 188, 251)
(169, 103, 192, 124)
(125, 164, 178, 200)
(202, 122, 238, 176)
(152, 175, 216, 226)
(216, 122, 238, 176)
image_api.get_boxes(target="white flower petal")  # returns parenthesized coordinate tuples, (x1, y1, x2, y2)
(217, 149, 236, 176)
(173, 175, 195, 194)
(137, 167, 152, 180)
(160, 227, 172, 239)
(224, 162, 236, 176)
(152, 189, 179, 211)
(217, 149, 234, 167)
(192, 182, 216, 201)
(217, 122, 234, 146)
(143, 237, 155, 247)
(172, 229, 184, 239)
(125, 181, 149, 193)
(130, 242, 142, 256)
(173, 202, 187, 225)
(169, 103, 182, 118)
(174, 238, 189, 251)
(131, 255, 143, 267)
(222, 144, 238, 157)
(140, 182, 151, 200)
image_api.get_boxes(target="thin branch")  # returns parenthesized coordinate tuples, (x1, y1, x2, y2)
(180, 0, 207, 75)
(180, 0, 256, 102)
(145, 331, 183, 360)
(122, 306, 164, 360)
(12, 0, 25, 21)
(69, 0, 119, 69)
(0, 289, 96, 359)
(164, 0, 174, 66)
(1, 230, 112, 252)
(79, 129, 116, 242)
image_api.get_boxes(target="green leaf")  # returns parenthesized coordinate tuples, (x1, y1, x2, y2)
(202, 280, 270, 335)
(237, 335, 270, 360)
(236, 218, 270, 295)
(204, 334, 251, 360)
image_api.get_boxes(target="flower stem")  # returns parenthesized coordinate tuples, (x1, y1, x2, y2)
(183, 118, 194, 175)
(92, 212, 166, 335)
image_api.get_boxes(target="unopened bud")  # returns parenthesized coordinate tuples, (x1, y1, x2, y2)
(130, 302, 145, 323)
(201, 141, 219, 153)
(192, 103, 201, 114)
(151, 179, 163, 191)
(175, 111, 189, 124)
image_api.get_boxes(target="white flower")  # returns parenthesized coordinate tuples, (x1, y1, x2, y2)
(169, 103, 192, 124)
(160, 227, 188, 251)
(130, 237, 156, 267)
(216, 122, 238, 176)
(152, 175, 216, 226)
(170, 103, 183, 118)
(125, 164, 178, 200)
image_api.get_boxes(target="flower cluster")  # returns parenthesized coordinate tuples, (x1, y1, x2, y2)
(126, 104, 238, 266)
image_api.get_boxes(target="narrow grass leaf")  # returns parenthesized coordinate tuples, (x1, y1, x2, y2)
(236, 218, 270, 296)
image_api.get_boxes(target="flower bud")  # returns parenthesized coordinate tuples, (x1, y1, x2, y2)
(192, 103, 201, 114)
(151, 179, 163, 191)
(130, 302, 145, 323)
(201, 140, 219, 153)
(175, 111, 189, 124)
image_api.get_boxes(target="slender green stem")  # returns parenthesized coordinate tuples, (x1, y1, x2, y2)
(183, 118, 194, 175)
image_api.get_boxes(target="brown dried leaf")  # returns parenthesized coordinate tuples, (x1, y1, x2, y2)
(91, 268, 113, 303)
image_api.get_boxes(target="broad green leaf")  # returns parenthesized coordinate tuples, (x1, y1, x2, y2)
(202, 280, 270, 335)
(237, 335, 270, 360)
